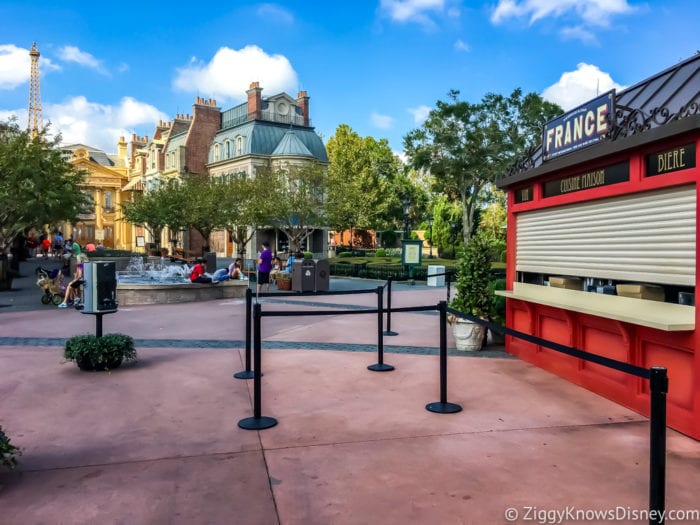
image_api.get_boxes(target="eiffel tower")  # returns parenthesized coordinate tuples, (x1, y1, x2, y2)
(28, 42, 42, 136)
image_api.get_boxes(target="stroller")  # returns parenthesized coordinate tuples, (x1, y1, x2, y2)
(36, 267, 65, 305)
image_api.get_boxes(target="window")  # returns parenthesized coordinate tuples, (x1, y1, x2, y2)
(236, 136, 243, 155)
(226, 140, 232, 158)
(104, 191, 112, 211)
(214, 144, 220, 161)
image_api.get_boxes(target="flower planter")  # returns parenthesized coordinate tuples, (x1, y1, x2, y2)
(277, 278, 292, 291)
(452, 318, 485, 352)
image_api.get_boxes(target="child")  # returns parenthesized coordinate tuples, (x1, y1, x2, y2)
(189, 259, 212, 283)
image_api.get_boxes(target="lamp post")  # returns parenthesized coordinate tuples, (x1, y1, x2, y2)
(402, 197, 411, 239)
(449, 220, 458, 258)
(427, 214, 433, 258)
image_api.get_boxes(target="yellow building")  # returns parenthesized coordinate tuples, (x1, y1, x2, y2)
(60, 140, 131, 249)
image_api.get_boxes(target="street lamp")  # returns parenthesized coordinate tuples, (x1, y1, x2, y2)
(402, 197, 411, 239)
(427, 214, 433, 258)
(449, 220, 458, 257)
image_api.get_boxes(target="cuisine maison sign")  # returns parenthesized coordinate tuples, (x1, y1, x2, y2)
(543, 91, 615, 161)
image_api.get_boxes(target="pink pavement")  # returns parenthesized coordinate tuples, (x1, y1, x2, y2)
(1, 288, 699, 524)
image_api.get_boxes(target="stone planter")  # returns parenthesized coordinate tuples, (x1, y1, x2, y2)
(452, 318, 485, 352)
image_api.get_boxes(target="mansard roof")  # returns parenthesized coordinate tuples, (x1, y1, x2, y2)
(212, 121, 328, 163)
(498, 53, 700, 188)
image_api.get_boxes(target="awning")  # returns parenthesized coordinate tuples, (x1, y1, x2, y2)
(122, 178, 144, 191)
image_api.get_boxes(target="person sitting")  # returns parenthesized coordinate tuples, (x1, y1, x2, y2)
(230, 258, 243, 280)
(189, 258, 212, 284)
(58, 243, 88, 308)
(270, 256, 282, 285)
(85, 242, 96, 252)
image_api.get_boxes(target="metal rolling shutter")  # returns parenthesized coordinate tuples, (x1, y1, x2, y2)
(516, 186, 696, 286)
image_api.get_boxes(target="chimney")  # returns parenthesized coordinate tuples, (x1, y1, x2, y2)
(296, 90, 309, 126)
(247, 82, 263, 120)
(117, 136, 127, 163)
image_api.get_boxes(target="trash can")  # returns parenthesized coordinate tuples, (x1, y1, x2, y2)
(205, 252, 217, 272)
(293, 260, 316, 292)
(315, 259, 330, 292)
(427, 265, 445, 287)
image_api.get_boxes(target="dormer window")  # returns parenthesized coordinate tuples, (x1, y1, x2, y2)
(236, 136, 244, 155)
(226, 140, 232, 159)
(214, 144, 220, 161)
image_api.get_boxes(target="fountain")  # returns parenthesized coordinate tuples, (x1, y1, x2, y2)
(115, 257, 248, 306)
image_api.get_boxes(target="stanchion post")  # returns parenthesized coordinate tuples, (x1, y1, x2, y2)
(383, 276, 398, 336)
(368, 286, 394, 372)
(238, 303, 277, 430)
(234, 287, 255, 379)
(95, 313, 103, 338)
(446, 271, 452, 304)
(648, 366, 667, 525)
(426, 301, 462, 414)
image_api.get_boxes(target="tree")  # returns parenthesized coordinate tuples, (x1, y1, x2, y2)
(404, 89, 561, 243)
(120, 184, 172, 252)
(218, 175, 270, 259)
(326, 125, 401, 244)
(178, 176, 228, 254)
(258, 162, 327, 253)
(0, 119, 88, 254)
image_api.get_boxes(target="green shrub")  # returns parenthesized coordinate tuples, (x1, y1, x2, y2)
(64, 333, 137, 370)
(338, 251, 353, 258)
(0, 425, 21, 470)
(375, 248, 386, 257)
(488, 278, 507, 323)
(303, 251, 313, 260)
(450, 234, 492, 318)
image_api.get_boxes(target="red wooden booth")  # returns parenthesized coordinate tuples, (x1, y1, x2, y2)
(496, 55, 700, 439)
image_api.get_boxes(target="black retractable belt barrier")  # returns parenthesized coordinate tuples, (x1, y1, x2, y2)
(238, 303, 277, 430)
(383, 276, 398, 336)
(234, 288, 255, 379)
(368, 286, 394, 372)
(426, 301, 462, 414)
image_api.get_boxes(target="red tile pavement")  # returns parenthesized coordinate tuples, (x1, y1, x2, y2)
(1, 287, 699, 524)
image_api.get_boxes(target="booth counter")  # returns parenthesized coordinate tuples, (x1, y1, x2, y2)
(497, 55, 700, 439)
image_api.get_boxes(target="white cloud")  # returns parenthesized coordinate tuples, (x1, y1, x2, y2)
(0, 44, 59, 90)
(173, 45, 298, 102)
(42, 96, 168, 152)
(58, 46, 101, 68)
(408, 105, 431, 124)
(371, 112, 393, 129)
(379, 0, 455, 28)
(560, 25, 598, 45)
(491, 0, 634, 26)
(541, 62, 625, 111)
(256, 3, 295, 24)
(454, 38, 470, 52)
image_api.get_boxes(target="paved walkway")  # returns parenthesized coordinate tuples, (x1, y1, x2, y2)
(1, 258, 699, 524)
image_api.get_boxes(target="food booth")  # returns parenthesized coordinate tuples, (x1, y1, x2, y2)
(496, 54, 700, 439)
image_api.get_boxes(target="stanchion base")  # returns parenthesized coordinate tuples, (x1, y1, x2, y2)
(368, 363, 395, 372)
(233, 370, 255, 379)
(238, 416, 278, 430)
(383, 330, 399, 336)
(426, 402, 462, 414)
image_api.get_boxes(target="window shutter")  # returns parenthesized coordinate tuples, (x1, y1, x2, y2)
(516, 186, 696, 286)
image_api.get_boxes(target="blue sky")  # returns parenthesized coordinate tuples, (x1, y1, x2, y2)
(0, 0, 698, 155)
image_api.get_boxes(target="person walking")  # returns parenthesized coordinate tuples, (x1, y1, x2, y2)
(256, 241, 272, 293)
